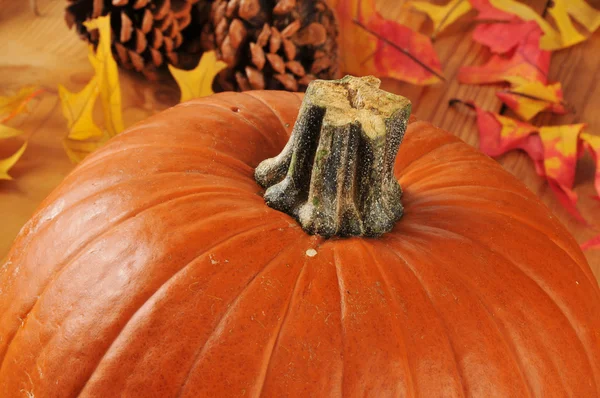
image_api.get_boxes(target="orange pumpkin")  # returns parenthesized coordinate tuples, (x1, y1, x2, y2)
(0, 76, 599, 397)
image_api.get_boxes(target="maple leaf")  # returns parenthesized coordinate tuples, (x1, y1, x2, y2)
(581, 133, 600, 200)
(84, 16, 124, 137)
(489, 0, 600, 50)
(169, 51, 228, 103)
(410, 0, 472, 39)
(0, 86, 44, 123)
(326, 0, 444, 85)
(469, 0, 516, 22)
(0, 142, 27, 181)
(581, 235, 600, 251)
(452, 100, 588, 221)
(537, 124, 587, 222)
(496, 80, 567, 121)
(459, 21, 550, 85)
(59, 14, 126, 163)
(58, 76, 103, 141)
(472, 21, 539, 54)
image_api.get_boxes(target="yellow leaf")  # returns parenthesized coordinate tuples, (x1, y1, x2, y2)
(499, 79, 566, 120)
(58, 76, 104, 141)
(0, 142, 27, 180)
(84, 16, 124, 137)
(0, 124, 24, 139)
(169, 51, 228, 102)
(566, 0, 600, 33)
(411, 0, 472, 38)
(0, 86, 43, 123)
(489, 0, 599, 50)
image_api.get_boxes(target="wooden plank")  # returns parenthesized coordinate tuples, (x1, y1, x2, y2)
(0, 0, 599, 282)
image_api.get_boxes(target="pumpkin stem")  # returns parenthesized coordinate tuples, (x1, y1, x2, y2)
(255, 75, 412, 238)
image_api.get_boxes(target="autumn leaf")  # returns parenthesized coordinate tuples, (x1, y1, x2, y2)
(0, 124, 25, 140)
(63, 134, 109, 164)
(452, 100, 589, 221)
(84, 16, 124, 137)
(472, 21, 539, 54)
(581, 133, 600, 200)
(410, 0, 472, 39)
(469, 0, 516, 22)
(461, 101, 544, 171)
(581, 235, 600, 251)
(489, 0, 600, 50)
(59, 14, 125, 163)
(0, 142, 27, 181)
(537, 124, 587, 221)
(0, 86, 44, 123)
(496, 80, 566, 121)
(327, 0, 444, 85)
(458, 22, 550, 85)
(169, 51, 227, 102)
(58, 76, 103, 140)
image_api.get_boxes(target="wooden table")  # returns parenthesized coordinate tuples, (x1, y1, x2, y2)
(1, 0, 599, 283)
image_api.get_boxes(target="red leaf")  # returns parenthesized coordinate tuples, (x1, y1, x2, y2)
(471, 103, 545, 174)
(328, 0, 444, 85)
(472, 21, 539, 54)
(459, 22, 550, 84)
(463, 102, 587, 222)
(581, 235, 600, 251)
(469, 0, 516, 22)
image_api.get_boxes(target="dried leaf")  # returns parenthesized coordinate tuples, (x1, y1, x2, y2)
(489, 0, 600, 50)
(581, 132, 600, 200)
(84, 16, 125, 137)
(58, 76, 104, 141)
(459, 22, 550, 84)
(411, 0, 472, 38)
(0, 86, 43, 123)
(169, 51, 228, 102)
(0, 142, 27, 180)
(497, 80, 566, 121)
(469, 0, 516, 22)
(581, 235, 600, 251)
(327, 0, 444, 85)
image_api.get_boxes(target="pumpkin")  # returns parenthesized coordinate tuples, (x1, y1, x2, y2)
(0, 76, 599, 397)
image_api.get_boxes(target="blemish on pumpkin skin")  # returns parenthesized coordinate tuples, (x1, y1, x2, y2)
(306, 249, 317, 257)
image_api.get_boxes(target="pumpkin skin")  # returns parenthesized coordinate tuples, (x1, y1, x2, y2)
(0, 90, 599, 398)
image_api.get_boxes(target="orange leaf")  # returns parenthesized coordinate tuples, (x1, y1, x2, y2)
(328, 0, 444, 85)
(459, 22, 550, 84)
(496, 80, 566, 121)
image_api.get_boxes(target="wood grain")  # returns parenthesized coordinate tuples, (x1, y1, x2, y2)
(0, 0, 599, 283)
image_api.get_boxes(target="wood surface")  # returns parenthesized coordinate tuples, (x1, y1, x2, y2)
(0, 0, 599, 283)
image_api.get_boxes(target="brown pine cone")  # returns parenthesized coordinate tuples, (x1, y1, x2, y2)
(202, 0, 340, 92)
(65, 0, 212, 80)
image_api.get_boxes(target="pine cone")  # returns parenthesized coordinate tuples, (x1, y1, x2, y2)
(65, 0, 212, 80)
(203, 0, 340, 92)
